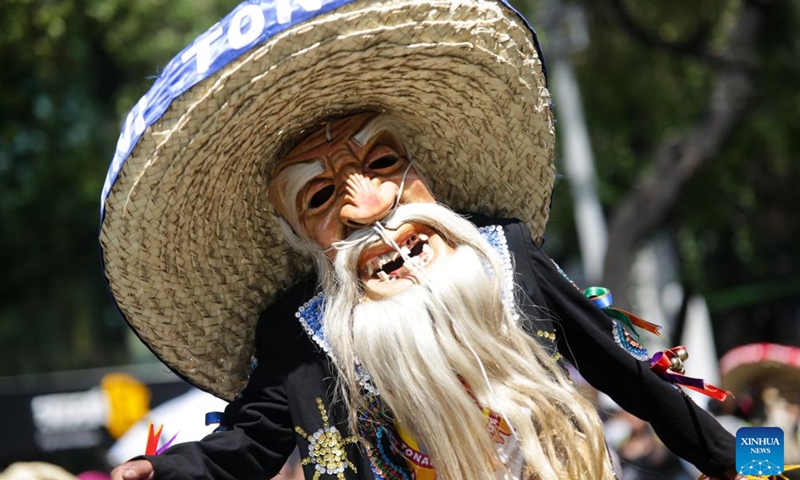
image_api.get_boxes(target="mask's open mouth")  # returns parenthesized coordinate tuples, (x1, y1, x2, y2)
(364, 232, 433, 281)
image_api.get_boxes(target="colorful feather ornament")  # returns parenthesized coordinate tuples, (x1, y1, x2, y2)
(144, 422, 178, 456)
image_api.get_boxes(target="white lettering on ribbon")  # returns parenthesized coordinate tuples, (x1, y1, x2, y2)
(115, 93, 148, 155)
(133, 95, 148, 136)
(115, 111, 135, 155)
(276, 0, 323, 25)
(228, 5, 266, 49)
(181, 26, 224, 74)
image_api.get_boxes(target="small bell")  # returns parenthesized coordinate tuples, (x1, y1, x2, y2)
(669, 355, 685, 374)
(673, 346, 689, 362)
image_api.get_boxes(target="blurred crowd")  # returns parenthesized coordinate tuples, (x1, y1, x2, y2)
(596, 343, 800, 480)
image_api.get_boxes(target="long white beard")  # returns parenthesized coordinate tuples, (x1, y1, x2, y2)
(352, 245, 527, 478)
(319, 204, 613, 480)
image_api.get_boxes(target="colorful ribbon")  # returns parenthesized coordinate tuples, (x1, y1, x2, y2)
(145, 422, 178, 456)
(584, 286, 663, 339)
(650, 347, 730, 401)
(585, 286, 731, 402)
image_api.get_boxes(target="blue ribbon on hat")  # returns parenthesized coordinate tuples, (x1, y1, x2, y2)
(100, 0, 353, 218)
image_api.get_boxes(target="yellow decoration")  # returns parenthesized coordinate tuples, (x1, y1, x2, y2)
(101, 373, 151, 439)
(295, 398, 358, 480)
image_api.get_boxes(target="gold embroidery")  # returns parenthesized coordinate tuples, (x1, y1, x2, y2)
(536, 330, 556, 342)
(295, 397, 359, 479)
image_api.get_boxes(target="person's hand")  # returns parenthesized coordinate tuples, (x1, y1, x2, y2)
(110, 460, 154, 480)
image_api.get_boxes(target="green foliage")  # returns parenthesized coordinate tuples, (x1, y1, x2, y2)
(1, 0, 798, 375)
(0, 0, 238, 375)
(542, 0, 800, 297)
(677, 0, 800, 294)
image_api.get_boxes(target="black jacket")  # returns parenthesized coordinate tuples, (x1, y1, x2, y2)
(146, 215, 735, 479)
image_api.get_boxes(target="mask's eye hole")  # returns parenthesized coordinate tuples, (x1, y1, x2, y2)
(367, 155, 400, 170)
(308, 184, 335, 209)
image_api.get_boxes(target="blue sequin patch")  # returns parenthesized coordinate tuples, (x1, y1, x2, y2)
(295, 293, 327, 354)
(612, 320, 649, 361)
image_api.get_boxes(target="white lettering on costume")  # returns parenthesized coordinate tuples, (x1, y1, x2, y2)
(181, 26, 224, 74)
(276, 0, 323, 25)
(228, 5, 266, 49)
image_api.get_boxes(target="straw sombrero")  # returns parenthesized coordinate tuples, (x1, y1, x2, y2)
(99, 0, 555, 400)
(719, 343, 800, 402)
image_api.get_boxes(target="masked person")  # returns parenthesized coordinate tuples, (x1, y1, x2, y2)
(100, 1, 739, 479)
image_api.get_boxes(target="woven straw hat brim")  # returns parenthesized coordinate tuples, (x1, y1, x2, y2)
(720, 343, 800, 399)
(100, 0, 554, 400)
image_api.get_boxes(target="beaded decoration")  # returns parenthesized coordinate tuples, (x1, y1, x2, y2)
(477, 225, 519, 324)
(550, 257, 652, 360)
(295, 397, 359, 480)
(359, 396, 412, 480)
(296, 293, 381, 397)
(550, 258, 581, 292)
(295, 293, 327, 353)
(612, 320, 649, 361)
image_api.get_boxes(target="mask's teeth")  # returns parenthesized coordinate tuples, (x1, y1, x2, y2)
(377, 271, 390, 281)
(418, 233, 429, 242)
(400, 246, 411, 257)
(376, 252, 392, 270)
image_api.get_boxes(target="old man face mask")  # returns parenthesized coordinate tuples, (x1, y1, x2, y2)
(270, 113, 458, 299)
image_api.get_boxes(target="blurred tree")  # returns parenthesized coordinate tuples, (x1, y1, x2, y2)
(521, 0, 800, 342)
(1, 0, 798, 376)
(0, 0, 239, 376)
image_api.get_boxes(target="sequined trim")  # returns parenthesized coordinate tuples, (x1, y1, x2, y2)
(295, 398, 359, 479)
(551, 258, 581, 292)
(612, 320, 649, 361)
(295, 293, 380, 396)
(477, 225, 520, 324)
(551, 257, 649, 360)
(359, 396, 410, 480)
(296, 293, 327, 353)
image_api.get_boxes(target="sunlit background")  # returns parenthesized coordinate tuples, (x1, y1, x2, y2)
(1, 0, 798, 478)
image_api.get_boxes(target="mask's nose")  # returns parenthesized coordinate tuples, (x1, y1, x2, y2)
(340, 173, 398, 228)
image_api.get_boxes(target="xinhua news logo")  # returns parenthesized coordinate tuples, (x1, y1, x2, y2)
(736, 427, 785, 476)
